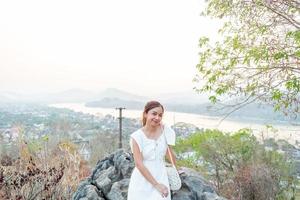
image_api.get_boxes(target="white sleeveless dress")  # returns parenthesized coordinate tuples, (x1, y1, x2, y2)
(127, 124, 176, 200)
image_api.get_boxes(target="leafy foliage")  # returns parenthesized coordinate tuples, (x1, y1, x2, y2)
(195, 0, 300, 119)
(174, 128, 298, 199)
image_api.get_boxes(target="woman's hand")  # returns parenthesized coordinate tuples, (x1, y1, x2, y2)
(154, 183, 169, 198)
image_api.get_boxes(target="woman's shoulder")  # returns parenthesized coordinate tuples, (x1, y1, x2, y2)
(129, 129, 143, 152)
(130, 128, 143, 138)
(163, 123, 176, 145)
(163, 123, 175, 133)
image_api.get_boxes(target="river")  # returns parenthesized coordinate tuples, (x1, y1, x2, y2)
(49, 103, 300, 145)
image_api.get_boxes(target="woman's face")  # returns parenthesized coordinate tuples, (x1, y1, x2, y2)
(144, 106, 164, 127)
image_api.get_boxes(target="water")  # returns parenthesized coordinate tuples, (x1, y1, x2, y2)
(49, 103, 300, 144)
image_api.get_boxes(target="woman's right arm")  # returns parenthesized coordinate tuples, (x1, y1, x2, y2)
(131, 138, 169, 197)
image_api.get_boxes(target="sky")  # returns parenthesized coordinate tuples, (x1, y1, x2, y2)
(0, 0, 221, 96)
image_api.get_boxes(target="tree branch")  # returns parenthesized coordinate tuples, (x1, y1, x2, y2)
(263, 3, 300, 29)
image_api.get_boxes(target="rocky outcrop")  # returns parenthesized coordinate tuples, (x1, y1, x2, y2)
(72, 149, 225, 200)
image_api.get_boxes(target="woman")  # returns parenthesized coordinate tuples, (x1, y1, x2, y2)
(127, 101, 177, 200)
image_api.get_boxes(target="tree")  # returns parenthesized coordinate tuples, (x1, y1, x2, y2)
(195, 0, 300, 119)
(88, 131, 118, 166)
(174, 128, 298, 199)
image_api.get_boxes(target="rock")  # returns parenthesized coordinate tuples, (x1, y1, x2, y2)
(72, 181, 105, 200)
(93, 166, 116, 194)
(72, 149, 226, 200)
(172, 167, 226, 200)
(107, 179, 130, 200)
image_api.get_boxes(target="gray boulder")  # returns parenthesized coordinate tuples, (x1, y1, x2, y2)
(172, 168, 225, 200)
(72, 149, 225, 200)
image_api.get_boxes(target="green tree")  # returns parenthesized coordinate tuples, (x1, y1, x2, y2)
(195, 0, 300, 119)
(174, 129, 298, 199)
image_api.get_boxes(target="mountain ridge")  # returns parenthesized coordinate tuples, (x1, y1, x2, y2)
(0, 88, 207, 105)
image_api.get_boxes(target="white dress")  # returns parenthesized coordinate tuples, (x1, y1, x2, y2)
(127, 124, 176, 200)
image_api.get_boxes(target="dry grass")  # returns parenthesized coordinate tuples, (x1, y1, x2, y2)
(0, 133, 90, 200)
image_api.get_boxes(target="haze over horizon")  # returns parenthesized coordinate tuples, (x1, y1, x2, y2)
(0, 0, 221, 96)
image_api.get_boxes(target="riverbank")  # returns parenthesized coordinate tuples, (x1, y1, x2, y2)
(50, 103, 300, 145)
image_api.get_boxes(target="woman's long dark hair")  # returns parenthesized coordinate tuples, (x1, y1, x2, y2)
(142, 101, 164, 126)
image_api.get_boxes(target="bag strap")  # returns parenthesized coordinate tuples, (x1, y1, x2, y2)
(167, 145, 175, 167)
(161, 124, 175, 167)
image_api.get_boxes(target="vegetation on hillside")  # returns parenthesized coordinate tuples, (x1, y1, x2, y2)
(0, 127, 90, 199)
(174, 128, 299, 199)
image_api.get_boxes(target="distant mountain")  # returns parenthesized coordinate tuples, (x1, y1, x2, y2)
(0, 89, 96, 103)
(212, 102, 299, 123)
(1, 87, 298, 123)
(86, 97, 144, 109)
(0, 92, 18, 103)
(46, 89, 96, 103)
(154, 90, 209, 104)
(46, 88, 148, 103)
(0, 88, 150, 104)
(85, 89, 209, 111)
(166, 101, 299, 123)
(93, 88, 149, 102)
(0, 91, 33, 103)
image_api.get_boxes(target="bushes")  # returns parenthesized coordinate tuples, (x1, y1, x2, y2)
(233, 163, 279, 200)
(0, 129, 90, 200)
(174, 128, 298, 199)
(0, 157, 65, 200)
(88, 132, 119, 166)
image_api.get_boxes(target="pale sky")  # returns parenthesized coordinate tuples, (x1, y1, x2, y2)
(0, 0, 220, 96)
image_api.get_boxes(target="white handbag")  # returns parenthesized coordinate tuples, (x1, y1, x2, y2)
(163, 126, 182, 191)
(165, 147, 182, 190)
